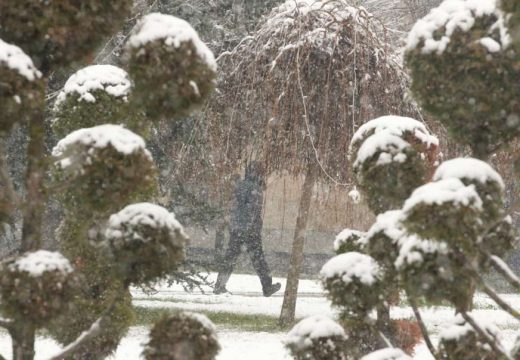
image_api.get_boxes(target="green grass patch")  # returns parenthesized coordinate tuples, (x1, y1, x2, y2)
(133, 306, 291, 332)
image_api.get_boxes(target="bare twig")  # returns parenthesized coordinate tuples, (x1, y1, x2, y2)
(407, 293, 438, 359)
(460, 311, 512, 360)
(488, 253, 520, 292)
(46, 292, 123, 360)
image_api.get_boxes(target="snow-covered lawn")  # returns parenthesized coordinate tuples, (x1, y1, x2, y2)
(0, 273, 519, 359)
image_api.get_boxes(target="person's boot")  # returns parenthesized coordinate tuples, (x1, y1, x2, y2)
(262, 282, 281, 297)
(214, 271, 231, 294)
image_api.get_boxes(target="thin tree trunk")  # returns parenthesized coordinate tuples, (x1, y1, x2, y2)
(21, 105, 46, 252)
(11, 325, 35, 360)
(279, 166, 316, 327)
(0, 142, 17, 227)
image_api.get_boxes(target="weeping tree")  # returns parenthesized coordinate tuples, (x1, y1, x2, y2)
(206, 0, 418, 326)
(290, 0, 520, 358)
(0, 5, 216, 359)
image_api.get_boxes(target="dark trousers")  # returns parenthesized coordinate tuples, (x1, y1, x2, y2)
(217, 228, 273, 290)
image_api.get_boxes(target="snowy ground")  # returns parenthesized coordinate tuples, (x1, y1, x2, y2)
(1, 273, 519, 359)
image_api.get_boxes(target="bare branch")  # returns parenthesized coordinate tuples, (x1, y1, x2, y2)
(488, 254, 520, 292)
(407, 294, 438, 359)
(460, 311, 512, 360)
(46, 292, 122, 360)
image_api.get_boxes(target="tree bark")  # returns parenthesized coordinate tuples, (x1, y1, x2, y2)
(278, 166, 316, 327)
(11, 325, 35, 360)
(21, 103, 46, 252)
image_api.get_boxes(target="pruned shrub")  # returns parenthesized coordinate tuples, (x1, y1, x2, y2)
(0, 0, 132, 68)
(0, 250, 78, 327)
(143, 312, 220, 360)
(285, 315, 348, 360)
(0, 38, 43, 132)
(320, 252, 384, 317)
(405, 0, 520, 158)
(334, 229, 366, 255)
(124, 13, 217, 120)
(52, 124, 156, 213)
(351, 116, 438, 214)
(105, 203, 188, 285)
(52, 65, 144, 139)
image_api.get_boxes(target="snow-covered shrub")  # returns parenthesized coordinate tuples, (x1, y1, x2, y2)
(0, 38, 43, 132)
(124, 13, 217, 120)
(351, 116, 438, 214)
(52, 65, 144, 139)
(405, 0, 519, 158)
(285, 315, 348, 360)
(401, 178, 484, 252)
(105, 203, 188, 284)
(360, 347, 411, 360)
(502, 0, 520, 42)
(142, 312, 220, 360)
(0, 251, 78, 327)
(438, 315, 503, 360)
(0, 0, 132, 67)
(320, 252, 384, 317)
(395, 234, 473, 309)
(364, 210, 404, 274)
(433, 158, 505, 228)
(334, 228, 366, 255)
(52, 125, 156, 213)
(481, 216, 518, 260)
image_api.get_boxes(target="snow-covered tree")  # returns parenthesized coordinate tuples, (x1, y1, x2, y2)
(312, 0, 520, 359)
(206, 0, 418, 327)
(0, 5, 216, 360)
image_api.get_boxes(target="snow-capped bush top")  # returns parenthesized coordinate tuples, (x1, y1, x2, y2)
(403, 178, 483, 213)
(433, 158, 505, 190)
(8, 250, 73, 277)
(406, 0, 509, 55)
(285, 315, 346, 350)
(366, 210, 404, 243)
(183, 312, 217, 332)
(333, 228, 365, 252)
(270, 0, 358, 22)
(0, 38, 41, 81)
(320, 252, 382, 285)
(440, 314, 499, 341)
(55, 65, 131, 106)
(354, 130, 410, 168)
(52, 124, 151, 169)
(395, 234, 449, 269)
(127, 13, 216, 71)
(106, 202, 185, 243)
(360, 347, 412, 360)
(350, 116, 438, 155)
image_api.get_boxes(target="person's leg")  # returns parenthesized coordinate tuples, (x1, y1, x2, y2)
(214, 229, 242, 294)
(245, 234, 280, 296)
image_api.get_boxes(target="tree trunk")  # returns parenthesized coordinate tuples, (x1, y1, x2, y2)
(11, 325, 35, 360)
(278, 166, 316, 327)
(214, 218, 228, 265)
(21, 100, 46, 252)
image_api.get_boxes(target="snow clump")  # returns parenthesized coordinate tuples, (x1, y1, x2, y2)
(406, 0, 510, 55)
(0, 38, 41, 81)
(54, 65, 131, 106)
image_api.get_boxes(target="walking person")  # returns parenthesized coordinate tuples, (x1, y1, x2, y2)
(214, 162, 281, 297)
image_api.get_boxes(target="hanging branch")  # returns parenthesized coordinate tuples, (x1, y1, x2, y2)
(460, 311, 512, 360)
(407, 293, 438, 359)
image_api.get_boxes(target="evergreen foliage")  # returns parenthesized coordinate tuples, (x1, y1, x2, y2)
(142, 312, 220, 360)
